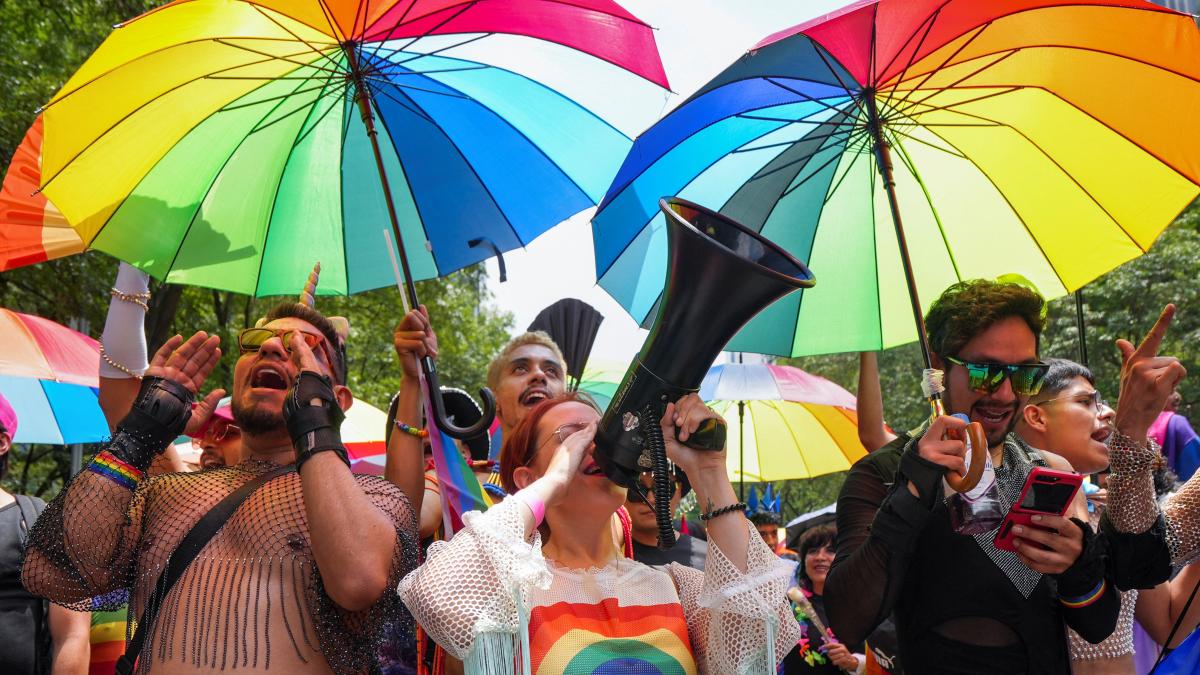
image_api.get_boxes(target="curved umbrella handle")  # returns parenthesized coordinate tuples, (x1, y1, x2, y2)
(943, 421, 988, 494)
(421, 356, 497, 440)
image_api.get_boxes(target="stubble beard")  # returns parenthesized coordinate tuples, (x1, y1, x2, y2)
(231, 398, 285, 437)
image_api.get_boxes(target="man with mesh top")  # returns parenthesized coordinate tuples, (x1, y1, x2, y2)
(21, 287, 419, 674)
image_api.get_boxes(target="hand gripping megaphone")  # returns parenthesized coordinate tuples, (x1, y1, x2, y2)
(595, 198, 815, 548)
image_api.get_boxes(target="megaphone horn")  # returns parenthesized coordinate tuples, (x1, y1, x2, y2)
(595, 197, 815, 548)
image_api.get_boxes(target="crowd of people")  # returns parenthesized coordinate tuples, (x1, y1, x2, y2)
(0, 263, 1198, 675)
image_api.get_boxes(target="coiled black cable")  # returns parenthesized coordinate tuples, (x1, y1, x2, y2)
(642, 404, 677, 550)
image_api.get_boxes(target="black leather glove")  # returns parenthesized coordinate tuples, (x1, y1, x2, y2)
(283, 371, 349, 470)
(109, 376, 194, 472)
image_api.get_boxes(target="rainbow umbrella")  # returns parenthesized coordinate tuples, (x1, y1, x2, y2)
(594, 0, 1200, 366)
(32, 0, 667, 297)
(0, 115, 82, 271)
(700, 363, 866, 487)
(0, 308, 109, 444)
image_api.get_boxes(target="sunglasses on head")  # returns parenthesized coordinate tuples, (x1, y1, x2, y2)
(944, 355, 1049, 396)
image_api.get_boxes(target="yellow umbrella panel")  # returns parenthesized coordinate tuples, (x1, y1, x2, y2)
(712, 399, 867, 483)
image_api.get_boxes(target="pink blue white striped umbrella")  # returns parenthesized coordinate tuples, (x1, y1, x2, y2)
(0, 309, 109, 444)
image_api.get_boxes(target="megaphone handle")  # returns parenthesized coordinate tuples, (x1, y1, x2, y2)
(676, 417, 726, 451)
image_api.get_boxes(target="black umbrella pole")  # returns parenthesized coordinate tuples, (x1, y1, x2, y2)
(345, 47, 496, 440)
(866, 96, 942, 417)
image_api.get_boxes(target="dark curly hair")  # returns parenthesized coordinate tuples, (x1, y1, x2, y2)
(925, 280, 1046, 360)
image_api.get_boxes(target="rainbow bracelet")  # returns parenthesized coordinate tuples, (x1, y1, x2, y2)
(394, 420, 428, 438)
(1060, 579, 1107, 609)
(88, 451, 144, 490)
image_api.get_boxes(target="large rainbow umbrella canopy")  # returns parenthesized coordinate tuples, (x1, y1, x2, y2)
(33, 0, 667, 295)
(594, 0, 1200, 357)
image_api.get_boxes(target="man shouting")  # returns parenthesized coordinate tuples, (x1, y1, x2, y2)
(23, 298, 418, 674)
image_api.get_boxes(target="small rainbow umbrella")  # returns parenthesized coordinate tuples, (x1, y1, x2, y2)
(594, 0, 1200, 367)
(0, 308, 109, 444)
(699, 363, 867, 489)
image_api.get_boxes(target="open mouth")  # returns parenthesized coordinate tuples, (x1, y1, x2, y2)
(1092, 426, 1113, 444)
(580, 460, 604, 476)
(250, 366, 290, 390)
(520, 387, 550, 407)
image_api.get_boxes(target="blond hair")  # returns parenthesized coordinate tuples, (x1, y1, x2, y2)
(486, 331, 568, 392)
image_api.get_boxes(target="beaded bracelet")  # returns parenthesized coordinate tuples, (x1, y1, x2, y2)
(99, 344, 143, 379)
(701, 501, 748, 521)
(394, 420, 428, 438)
(110, 287, 151, 312)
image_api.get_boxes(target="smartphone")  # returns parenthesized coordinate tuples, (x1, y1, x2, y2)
(992, 467, 1083, 553)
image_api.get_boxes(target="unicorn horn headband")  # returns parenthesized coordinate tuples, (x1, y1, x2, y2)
(256, 262, 350, 344)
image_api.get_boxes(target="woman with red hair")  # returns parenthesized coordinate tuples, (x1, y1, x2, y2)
(399, 392, 798, 673)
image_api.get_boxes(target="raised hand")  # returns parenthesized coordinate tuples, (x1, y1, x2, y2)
(146, 332, 221, 395)
(393, 305, 437, 380)
(1115, 304, 1187, 441)
(916, 414, 968, 476)
(540, 422, 596, 504)
(661, 394, 727, 478)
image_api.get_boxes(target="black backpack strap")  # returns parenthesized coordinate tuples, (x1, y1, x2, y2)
(115, 464, 294, 675)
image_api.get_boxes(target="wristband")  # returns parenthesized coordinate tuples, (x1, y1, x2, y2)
(515, 488, 546, 526)
(88, 451, 145, 490)
(283, 371, 347, 468)
(110, 376, 194, 471)
(296, 446, 351, 471)
(1060, 579, 1107, 608)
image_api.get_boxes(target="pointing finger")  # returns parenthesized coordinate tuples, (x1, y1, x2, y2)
(1134, 304, 1175, 360)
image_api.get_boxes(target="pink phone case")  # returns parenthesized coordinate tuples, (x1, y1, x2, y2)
(993, 467, 1082, 553)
